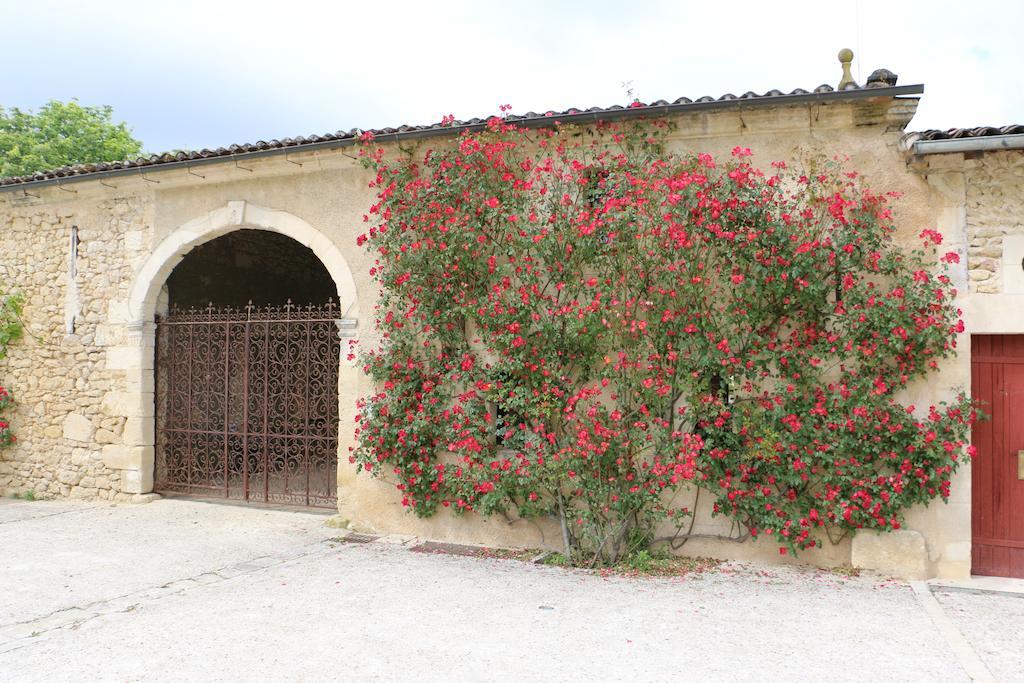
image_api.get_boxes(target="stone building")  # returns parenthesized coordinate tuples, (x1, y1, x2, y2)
(904, 127, 1024, 579)
(1, 60, 1021, 579)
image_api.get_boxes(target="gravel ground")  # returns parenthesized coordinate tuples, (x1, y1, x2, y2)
(0, 498, 1010, 681)
(932, 588, 1024, 681)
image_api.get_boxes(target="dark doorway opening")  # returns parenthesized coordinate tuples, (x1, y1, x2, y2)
(166, 229, 337, 309)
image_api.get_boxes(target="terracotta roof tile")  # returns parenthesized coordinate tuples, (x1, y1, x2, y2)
(911, 125, 1024, 141)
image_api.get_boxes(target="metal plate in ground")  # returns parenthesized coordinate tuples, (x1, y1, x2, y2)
(335, 533, 380, 544)
(410, 541, 490, 557)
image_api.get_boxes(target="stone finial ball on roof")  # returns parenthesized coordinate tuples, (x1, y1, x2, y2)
(837, 48, 857, 89)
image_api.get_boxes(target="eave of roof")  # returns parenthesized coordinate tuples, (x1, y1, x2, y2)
(911, 125, 1024, 141)
(0, 82, 923, 194)
(904, 125, 1024, 155)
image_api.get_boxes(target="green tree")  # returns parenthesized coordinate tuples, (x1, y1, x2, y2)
(0, 100, 143, 178)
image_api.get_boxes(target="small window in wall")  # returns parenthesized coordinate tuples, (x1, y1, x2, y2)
(494, 402, 515, 447)
(69, 226, 79, 278)
(66, 226, 79, 334)
(486, 398, 522, 448)
(584, 169, 610, 208)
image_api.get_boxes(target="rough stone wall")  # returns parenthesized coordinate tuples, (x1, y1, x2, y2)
(965, 151, 1024, 293)
(0, 193, 152, 500)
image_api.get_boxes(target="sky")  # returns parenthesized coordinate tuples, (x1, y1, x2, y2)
(2, 0, 1022, 155)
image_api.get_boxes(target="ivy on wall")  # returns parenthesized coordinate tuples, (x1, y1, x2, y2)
(0, 290, 23, 446)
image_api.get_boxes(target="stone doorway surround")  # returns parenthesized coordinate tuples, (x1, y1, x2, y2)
(103, 201, 359, 496)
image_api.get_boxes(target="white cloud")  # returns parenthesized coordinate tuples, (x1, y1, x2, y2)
(1, 0, 1020, 151)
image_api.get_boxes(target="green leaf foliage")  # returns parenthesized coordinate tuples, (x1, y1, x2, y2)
(0, 290, 20, 446)
(0, 100, 143, 178)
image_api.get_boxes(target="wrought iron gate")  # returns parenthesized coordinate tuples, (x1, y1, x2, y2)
(155, 301, 341, 508)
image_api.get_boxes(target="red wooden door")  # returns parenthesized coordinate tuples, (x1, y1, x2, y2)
(971, 335, 1024, 578)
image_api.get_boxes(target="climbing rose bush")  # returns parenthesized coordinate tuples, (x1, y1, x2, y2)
(352, 116, 975, 565)
(0, 386, 13, 447)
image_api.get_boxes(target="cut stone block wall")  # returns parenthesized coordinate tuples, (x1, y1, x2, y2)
(965, 151, 1024, 293)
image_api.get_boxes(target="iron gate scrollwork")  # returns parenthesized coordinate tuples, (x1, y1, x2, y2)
(155, 301, 341, 508)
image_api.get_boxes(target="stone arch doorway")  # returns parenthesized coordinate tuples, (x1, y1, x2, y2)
(156, 229, 342, 507)
(118, 202, 359, 506)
